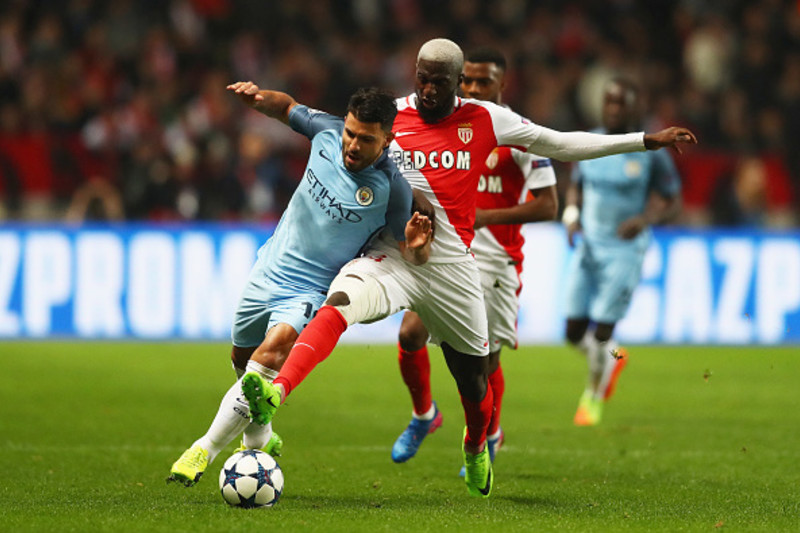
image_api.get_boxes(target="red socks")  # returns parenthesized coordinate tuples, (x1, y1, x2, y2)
(274, 305, 348, 398)
(398, 344, 432, 415)
(487, 364, 505, 436)
(460, 385, 494, 451)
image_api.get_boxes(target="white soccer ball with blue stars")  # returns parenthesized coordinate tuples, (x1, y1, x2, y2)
(219, 450, 283, 508)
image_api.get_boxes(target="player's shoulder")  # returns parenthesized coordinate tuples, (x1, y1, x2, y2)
(290, 104, 343, 135)
(396, 95, 416, 113)
(371, 150, 407, 184)
(495, 105, 550, 164)
(372, 150, 400, 176)
(459, 97, 511, 118)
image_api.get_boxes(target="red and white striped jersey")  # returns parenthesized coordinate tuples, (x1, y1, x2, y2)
(471, 146, 556, 268)
(389, 94, 542, 263)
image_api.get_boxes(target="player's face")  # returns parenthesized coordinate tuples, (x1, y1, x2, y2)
(341, 113, 393, 172)
(460, 61, 505, 104)
(602, 83, 638, 134)
(415, 59, 461, 123)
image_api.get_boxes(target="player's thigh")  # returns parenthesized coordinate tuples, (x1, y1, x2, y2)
(563, 241, 594, 319)
(330, 251, 416, 324)
(267, 290, 327, 334)
(415, 261, 489, 356)
(480, 263, 520, 351)
(232, 274, 325, 348)
(231, 266, 274, 348)
(589, 247, 645, 323)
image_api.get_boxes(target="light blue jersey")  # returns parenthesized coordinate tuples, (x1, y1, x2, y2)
(571, 132, 680, 250)
(233, 105, 413, 346)
(565, 136, 680, 323)
(259, 105, 412, 290)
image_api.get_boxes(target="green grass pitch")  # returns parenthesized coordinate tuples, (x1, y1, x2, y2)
(1, 342, 798, 532)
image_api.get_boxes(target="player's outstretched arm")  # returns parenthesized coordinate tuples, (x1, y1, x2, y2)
(399, 212, 432, 265)
(528, 125, 698, 162)
(226, 81, 297, 124)
(643, 127, 698, 154)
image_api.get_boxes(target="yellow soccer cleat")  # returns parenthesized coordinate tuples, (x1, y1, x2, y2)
(167, 444, 209, 487)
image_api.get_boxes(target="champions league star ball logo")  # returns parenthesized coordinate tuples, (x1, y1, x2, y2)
(356, 186, 374, 206)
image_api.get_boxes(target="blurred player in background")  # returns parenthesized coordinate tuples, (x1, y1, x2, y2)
(238, 38, 697, 498)
(563, 78, 683, 426)
(390, 47, 559, 476)
(167, 85, 432, 486)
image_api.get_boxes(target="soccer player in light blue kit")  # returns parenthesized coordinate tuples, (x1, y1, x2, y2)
(168, 83, 432, 486)
(562, 78, 682, 426)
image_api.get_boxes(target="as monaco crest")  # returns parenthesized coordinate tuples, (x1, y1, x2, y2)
(458, 127, 473, 144)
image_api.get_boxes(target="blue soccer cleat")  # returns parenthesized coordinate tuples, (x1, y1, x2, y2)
(391, 402, 443, 463)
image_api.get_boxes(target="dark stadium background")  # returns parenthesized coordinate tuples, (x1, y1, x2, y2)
(0, 0, 797, 225)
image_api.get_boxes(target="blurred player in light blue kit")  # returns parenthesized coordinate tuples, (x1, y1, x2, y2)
(563, 78, 683, 426)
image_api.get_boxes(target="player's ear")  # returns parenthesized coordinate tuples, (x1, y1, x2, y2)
(383, 131, 395, 149)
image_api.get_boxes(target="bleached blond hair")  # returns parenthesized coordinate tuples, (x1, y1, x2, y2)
(417, 38, 464, 76)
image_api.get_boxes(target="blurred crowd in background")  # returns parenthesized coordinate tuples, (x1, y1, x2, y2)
(1, 0, 799, 227)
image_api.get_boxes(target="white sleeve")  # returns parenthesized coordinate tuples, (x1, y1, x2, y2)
(527, 126, 646, 162)
(488, 103, 646, 162)
(510, 150, 556, 190)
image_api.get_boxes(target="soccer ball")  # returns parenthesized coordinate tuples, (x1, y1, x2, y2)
(219, 450, 284, 508)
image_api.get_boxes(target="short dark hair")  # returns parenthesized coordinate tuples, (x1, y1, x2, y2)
(465, 47, 507, 71)
(347, 87, 397, 132)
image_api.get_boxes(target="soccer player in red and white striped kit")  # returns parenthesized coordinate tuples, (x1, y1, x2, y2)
(389, 47, 559, 474)
(239, 38, 697, 498)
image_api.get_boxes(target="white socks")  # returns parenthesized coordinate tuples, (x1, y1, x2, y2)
(195, 378, 252, 463)
(195, 360, 279, 464)
(412, 403, 436, 421)
(242, 360, 279, 449)
(578, 332, 618, 400)
(246, 359, 279, 381)
(595, 338, 619, 401)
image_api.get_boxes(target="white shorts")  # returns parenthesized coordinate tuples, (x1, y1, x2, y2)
(477, 258, 521, 352)
(334, 244, 490, 356)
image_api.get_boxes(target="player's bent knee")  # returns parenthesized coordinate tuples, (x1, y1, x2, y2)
(325, 291, 350, 307)
(398, 322, 427, 352)
(327, 272, 389, 325)
(565, 319, 589, 345)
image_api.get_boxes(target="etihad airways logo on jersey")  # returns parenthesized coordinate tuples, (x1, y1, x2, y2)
(305, 169, 363, 223)
(391, 150, 471, 171)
